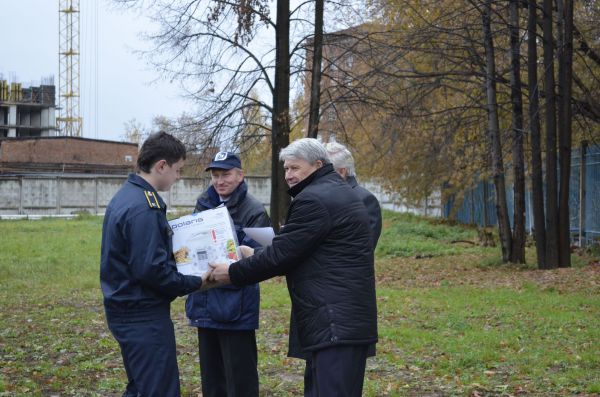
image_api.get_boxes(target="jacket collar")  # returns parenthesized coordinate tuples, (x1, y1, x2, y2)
(346, 175, 359, 188)
(200, 180, 248, 209)
(127, 173, 167, 209)
(288, 163, 335, 198)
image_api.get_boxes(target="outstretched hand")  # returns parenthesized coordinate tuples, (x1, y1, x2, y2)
(199, 267, 229, 291)
(239, 245, 255, 258)
(199, 249, 249, 290)
(209, 262, 232, 284)
(199, 269, 217, 291)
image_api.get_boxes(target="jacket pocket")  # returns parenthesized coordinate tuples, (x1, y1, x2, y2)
(207, 287, 243, 322)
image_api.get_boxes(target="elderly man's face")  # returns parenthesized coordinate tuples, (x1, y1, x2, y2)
(334, 167, 349, 180)
(283, 158, 322, 188)
(210, 168, 244, 198)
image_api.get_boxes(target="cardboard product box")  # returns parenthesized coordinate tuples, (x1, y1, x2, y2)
(169, 206, 240, 276)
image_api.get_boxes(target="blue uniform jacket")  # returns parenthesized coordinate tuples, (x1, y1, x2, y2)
(185, 181, 271, 330)
(101, 174, 202, 318)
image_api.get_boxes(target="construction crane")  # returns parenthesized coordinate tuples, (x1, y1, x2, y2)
(57, 0, 82, 137)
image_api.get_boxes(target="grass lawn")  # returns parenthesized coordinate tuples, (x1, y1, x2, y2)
(0, 212, 599, 396)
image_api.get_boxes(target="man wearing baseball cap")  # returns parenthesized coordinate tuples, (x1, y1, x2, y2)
(185, 151, 271, 397)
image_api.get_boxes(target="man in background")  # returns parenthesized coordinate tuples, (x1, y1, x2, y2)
(325, 141, 382, 248)
(186, 151, 271, 397)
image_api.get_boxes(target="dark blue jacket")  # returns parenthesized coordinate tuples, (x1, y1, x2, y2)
(100, 174, 202, 317)
(228, 165, 378, 355)
(185, 181, 271, 330)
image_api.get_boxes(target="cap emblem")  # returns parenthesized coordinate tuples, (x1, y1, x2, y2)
(214, 152, 228, 161)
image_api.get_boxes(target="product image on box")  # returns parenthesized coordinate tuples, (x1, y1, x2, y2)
(169, 206, 240, 276)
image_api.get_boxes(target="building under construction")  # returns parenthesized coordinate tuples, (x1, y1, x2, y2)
(0, 77, 139, 175)
(0, 79, 57, 138)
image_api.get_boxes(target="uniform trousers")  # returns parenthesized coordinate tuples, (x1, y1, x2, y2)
(303, 345, 368, 397)
(107, 308, 180, 397)
(198, 328, 259, 397)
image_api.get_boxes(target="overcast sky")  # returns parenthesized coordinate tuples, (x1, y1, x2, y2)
(1, 0, 194, 142)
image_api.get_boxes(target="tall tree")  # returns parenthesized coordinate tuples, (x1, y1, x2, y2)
(527, 0, 547, 269)
(271, 0, 292, 230)
(237, 94, 272, 175)
(341, 0, 600, 265)
(508, 0, 526, 263)
(542, 0, 559, 268)
(111, 0, 298, 228)
(557, 0, 574, 267)
(307, 0, 325, 138)
(482, 0, 512, 262)
(121, 118, 146, 147)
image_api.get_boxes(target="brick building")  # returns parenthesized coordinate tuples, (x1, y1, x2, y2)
(0, 136, 138, 175)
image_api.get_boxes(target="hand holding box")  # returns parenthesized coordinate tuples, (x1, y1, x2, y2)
(169, 206, 240, 277)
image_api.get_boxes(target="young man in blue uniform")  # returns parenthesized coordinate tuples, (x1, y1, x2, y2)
(100, 131, 208, 397)
(185, 151, 271, 397)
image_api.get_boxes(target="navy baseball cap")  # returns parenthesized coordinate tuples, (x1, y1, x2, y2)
(205, 151, 242, 171)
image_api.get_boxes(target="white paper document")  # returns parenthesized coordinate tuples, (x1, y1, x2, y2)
(169, 206, 240, 276)
(243, 227, 275, 247)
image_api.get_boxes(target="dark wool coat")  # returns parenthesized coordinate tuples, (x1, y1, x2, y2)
(229, 164, 378, 355)
(346, 176, 382, 248)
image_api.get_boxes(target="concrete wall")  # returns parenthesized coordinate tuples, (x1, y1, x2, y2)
(0, 174, 440, 217)
(362, 181, 442, 217)
(0, 175, 261, 216)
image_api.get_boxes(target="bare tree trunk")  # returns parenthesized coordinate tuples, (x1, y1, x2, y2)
(557, 0, 574, 267)
(528, 0, 547, 269)
(542, 0, 559, 268)
(509, 0, 526, 264)
(307, 0, 324, 139)
(483, 181, 490, 227)
(578, 141, 587, 247)
(271, 0, 291, 231)
(482, 0, 512, 262)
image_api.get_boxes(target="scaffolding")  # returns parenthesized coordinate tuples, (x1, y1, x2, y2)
(58, 0, 82, 137)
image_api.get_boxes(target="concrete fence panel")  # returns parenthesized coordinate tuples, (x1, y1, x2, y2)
(0, 174, 438, 217)
(21, 177, 58, 210)
(0, 178, 20, 210)
(0, 175, 268, 216)
(167, 178, 209, 208)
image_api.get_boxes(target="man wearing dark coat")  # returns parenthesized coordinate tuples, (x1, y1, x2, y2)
(325, 141, 382, 248)
(185, 151, 271, 397)
(209, 138, 378, 397)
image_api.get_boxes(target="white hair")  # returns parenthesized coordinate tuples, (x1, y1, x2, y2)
(279, 138, 331, 165)
(324, 141, 356, 177)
